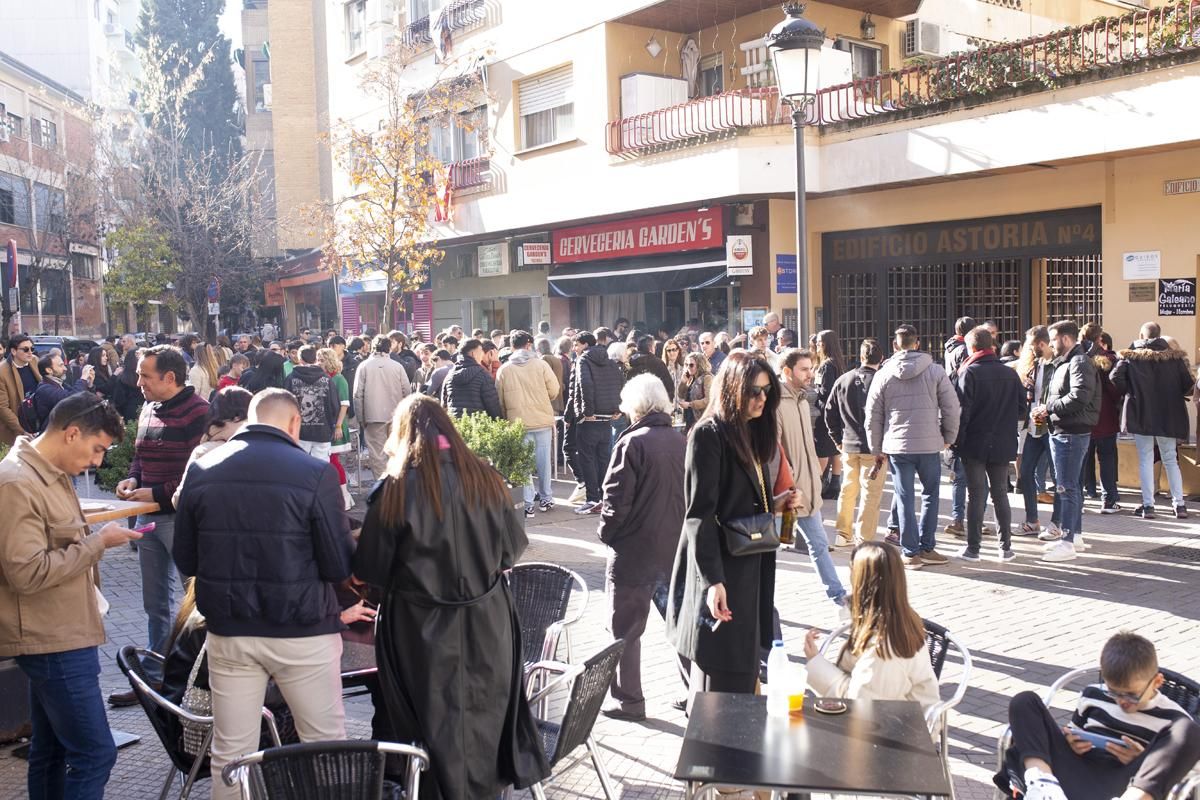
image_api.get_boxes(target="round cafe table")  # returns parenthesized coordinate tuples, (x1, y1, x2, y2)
(82, 499, 161, 525)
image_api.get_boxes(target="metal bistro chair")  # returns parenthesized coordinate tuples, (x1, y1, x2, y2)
(508, 562, 589, 669)
(818, 618, 973, 796)
(525, 640, 626, 800)
(221, 740, 430, 800)
(994, 666, 1200, 800)
(116, 645, 282, 800)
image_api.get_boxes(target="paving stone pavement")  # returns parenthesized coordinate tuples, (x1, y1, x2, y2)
(2, 474, 1197, 799)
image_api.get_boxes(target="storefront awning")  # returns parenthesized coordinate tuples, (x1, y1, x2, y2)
(548, 250, 729, 298)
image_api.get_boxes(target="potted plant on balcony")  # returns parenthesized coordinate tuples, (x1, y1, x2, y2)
(452, 412, 536, 502)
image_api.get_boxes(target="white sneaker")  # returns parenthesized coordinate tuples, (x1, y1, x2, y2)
(1041, 539, 1077, 562)
(1075, 534, 1089, 551)
(1023, 768, 1068, 800)
(341, 484, 355, 512)
(1038, 522, 1063, 542)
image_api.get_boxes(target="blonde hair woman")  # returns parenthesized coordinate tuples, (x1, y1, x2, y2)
(317, 347, 353, 511)
(676, 351, 713, 431)
(188, 342, 220, 401)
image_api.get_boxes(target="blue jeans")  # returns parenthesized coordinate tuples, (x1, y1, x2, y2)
(950, 454, 967, 523)
(1020, 433, 1060, 525)
(1049, 432, 1090, 542)
(792, 511, 846, 605)
(522, 427, 554, 506)
(137, 512, 178, 681)
(15, 648, 117, 800)
(889, 453, 942, 557)
(1134, 434, 1184, 506)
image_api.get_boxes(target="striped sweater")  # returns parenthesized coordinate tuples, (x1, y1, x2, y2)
(128, 386, 209, 513)
(1073, 683, 1191, 748)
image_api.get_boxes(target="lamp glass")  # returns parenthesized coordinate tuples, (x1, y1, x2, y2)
(771, 46, 819, 101)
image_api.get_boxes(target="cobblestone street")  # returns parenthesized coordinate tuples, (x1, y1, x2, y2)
(2, 474, 1197, 799)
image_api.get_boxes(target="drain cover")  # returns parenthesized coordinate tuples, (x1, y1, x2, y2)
(1147, 545, 1200, 563)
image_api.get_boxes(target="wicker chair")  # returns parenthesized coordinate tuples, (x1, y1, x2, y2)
(817, 618, 972, 797)
(508, 562, 588, 668)
(116, 645, 282, 800)
(220, 740, 430, 800)
(994, 666, 1200, 800)
(525, 640, 626, 800)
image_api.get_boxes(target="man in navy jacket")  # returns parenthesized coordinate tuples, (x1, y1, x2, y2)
(173, 388, 352, 800)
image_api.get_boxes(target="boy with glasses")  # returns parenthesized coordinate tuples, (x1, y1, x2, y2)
(1, 334, 43, 445)
(998, 631, 1200, 800)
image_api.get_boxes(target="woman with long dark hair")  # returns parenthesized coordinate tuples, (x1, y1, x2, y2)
(813, 329, 847, 498)
(241, 350, 286, 393)
(110, 349, 143, 421)
(666, 350, 799, 699)
(353, 395, 549, 799)
(85, 346, 115, 398)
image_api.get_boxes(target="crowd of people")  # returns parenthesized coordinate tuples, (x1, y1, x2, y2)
(0, 308, 1198, 800)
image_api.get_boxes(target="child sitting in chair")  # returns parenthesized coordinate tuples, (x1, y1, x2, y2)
(996, 630, 1200, 800)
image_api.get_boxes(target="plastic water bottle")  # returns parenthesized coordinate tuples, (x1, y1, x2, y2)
(767, 640, 790, 717)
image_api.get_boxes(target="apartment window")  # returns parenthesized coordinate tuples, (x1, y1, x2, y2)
(849, 41, 882, 81)
(6, 114, 22, 139)
(457, 250, 477, 278)
(700, 53, 724, 96)
(31, 111, 58, 150)
(425, 107, 484, 163)
(410, 0, 435, 21)
(518, 65, 574, 150)
(107, 10, 117, 25)
(252, 55, 271, 111)
(34, 184, 65, 233)
(0, 172, 30, 226)
(72, 252, 99, 280)
(345, 0, 367, 56)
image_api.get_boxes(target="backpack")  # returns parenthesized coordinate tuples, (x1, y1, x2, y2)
(17, 389, 40, 434)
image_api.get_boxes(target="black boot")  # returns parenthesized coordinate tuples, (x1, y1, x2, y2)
(822, 473, 842, 500)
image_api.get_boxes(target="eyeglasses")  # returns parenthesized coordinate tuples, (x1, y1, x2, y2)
(746, 385, 770, 398)
(16, 346, 34, 353)
(1107, 674, 1157, 705)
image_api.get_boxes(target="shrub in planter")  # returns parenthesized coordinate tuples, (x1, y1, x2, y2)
(97, 420, 139, 492)
(452, 412, 536, 487)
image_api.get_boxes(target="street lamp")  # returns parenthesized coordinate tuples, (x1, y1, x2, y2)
(768, 2, 824, 345)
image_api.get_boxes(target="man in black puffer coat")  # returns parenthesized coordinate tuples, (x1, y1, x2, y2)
(625, 335, 675, 400)
(172, 389, 352, 797)
(570, 331, 623, 512)
(1111, 322, 1196, 519)
(441, 339, 502, 419)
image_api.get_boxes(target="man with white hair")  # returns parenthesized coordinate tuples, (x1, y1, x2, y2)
(763, 311, 782, 350)
(597, 374, 685, 721)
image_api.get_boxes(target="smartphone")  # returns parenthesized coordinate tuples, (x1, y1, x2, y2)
(134, 522, 156, 534)
(814, 699, 848, 715)
(1066, 725, 1126, 750)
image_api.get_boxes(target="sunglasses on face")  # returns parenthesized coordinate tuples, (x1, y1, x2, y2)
(746, 385, 769, 398)
(17, 346, 33, 353)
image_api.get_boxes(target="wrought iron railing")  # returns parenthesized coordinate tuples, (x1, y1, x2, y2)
(450, 156, 490, 189)
(604, 1, 1200, 154)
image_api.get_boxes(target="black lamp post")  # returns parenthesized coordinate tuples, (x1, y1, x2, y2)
(768, 3, 825, 344)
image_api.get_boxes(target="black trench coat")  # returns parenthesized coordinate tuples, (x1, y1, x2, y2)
(666, 418, 777, 676)
(353, 454, 549, 799)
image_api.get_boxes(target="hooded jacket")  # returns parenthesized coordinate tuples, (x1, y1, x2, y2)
(495, 348, 559, 431)
(1090, 350, 1122, 439)
(864, 349, 960, 456)
(1111, 338, 1195, 439)
(1045, 342, 1100, 434)
(953, 352, 1026, 464)
(284, 364, 340, 444)
(442, 355, 502, 419)
(571, 345, 623, 419)
(824, 365, 878, 455)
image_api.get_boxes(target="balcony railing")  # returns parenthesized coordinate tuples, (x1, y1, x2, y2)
(605, 2, 1199, 154)
(450, 156, 489, 190)
(401, 0, 487, 47)
(605, 87, 786, 156)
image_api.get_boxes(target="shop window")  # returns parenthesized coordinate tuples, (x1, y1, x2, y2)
(518, 65, 573, 150)
(700, 53, 724, 97)
(887, 265, 949, 360)
(252, 54, 271, 112)
(954, 260, 1021, 342)
(345, 0, 367, 56)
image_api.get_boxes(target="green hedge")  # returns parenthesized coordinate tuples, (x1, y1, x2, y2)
(97, 420, 139, 491)
(452, 412, 536, 487)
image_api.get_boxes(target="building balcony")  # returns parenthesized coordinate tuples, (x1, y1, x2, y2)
(605, 87, 787, 156)
(450, 156, 490, 192)
(401, 0, 488, 48)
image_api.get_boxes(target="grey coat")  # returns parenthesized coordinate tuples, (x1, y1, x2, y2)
(865, 349, 960, 456)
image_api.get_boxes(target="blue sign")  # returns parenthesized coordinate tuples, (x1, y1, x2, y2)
(206, 277, 220, 303)
(776, 254, 797, 294)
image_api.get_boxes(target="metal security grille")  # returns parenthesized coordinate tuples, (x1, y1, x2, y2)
(888, 265, 948, 359)
(1039, 256, 1103, 327)
(954, 260, 1022, 342)
(830, 271, 879, 355)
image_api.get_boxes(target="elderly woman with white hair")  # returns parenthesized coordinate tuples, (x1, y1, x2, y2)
(597, 374, 686, 722)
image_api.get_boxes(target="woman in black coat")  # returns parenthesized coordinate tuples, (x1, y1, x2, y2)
(666, 351, 799, 698)
(353, 394, 549, 800)
(110, 349, 143, 422)
(813, 330, 846, 498)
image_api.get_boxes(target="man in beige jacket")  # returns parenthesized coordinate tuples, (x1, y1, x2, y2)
(776, 348, 848, 615)
(0, 393, 141, 799)
(0, 334, 42, 445)
(352, 334, 411, 476)
(496, 330, 560, 517)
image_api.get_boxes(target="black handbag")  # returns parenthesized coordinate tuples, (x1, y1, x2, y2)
(720, 460, 780, 557)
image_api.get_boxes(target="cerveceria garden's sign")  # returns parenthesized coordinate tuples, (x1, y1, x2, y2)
(553, 208, 724, 263)
(823, 206, 1101, 269)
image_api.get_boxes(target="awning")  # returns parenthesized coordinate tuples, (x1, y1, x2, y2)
(548, 250, 729, 298)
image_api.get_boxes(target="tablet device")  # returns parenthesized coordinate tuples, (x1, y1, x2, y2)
(1066, 725, 1127, 750)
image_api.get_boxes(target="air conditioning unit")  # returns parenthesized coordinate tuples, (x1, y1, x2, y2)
(903, 19, 945, 58)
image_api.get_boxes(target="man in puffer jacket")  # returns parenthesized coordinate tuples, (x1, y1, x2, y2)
(570, 331, 624, 514)
(441, 339, 501, 419)
(865, 325, 960, 569)
(1112, 322, 1196, 521)
(283, 345, 340, 460)
(496, 331, 561, 517)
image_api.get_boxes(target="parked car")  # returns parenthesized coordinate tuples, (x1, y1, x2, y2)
(30, 336, 100, 362)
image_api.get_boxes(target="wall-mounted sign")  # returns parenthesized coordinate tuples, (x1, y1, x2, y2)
(521, 242, 551, 265)
(264, 281, 284, 306)
(68, 242, 100, 257)
(1165, 178, 1200, 196)
(776, 254, 797, 294)
(726, 235, 753, 276)
(477, 243, 510, 277)
(207, 302, 220, 316)
(1158, 278, 1196, 317)
(1123, 251, 1161, 281)
(742, 307, 767, 330)
(552, 208, 724, 263)
(1128, 282, 1156, 303)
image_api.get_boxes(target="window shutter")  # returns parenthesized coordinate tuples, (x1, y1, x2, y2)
(518, 65, 572, 117)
